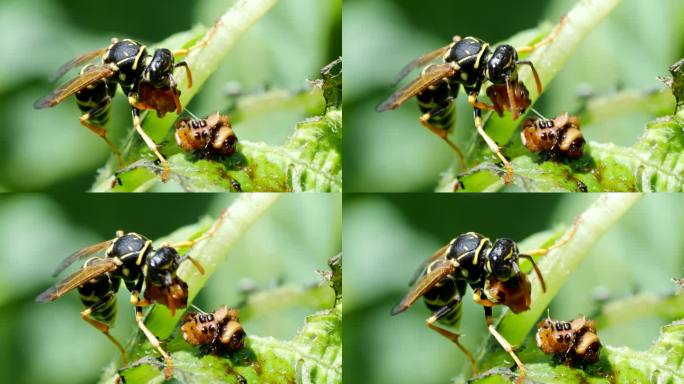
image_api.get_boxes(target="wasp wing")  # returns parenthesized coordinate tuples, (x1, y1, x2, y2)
(376, 63, 456, 112)
(408, 243, 451, 286)
(391, 44, 452, 86)
(51, 239, 115, 277)
(34, 65, 114, 109)
(391, 259, 457, 315)
(36, 257, 120, 303)
(49, 47, 109, 83)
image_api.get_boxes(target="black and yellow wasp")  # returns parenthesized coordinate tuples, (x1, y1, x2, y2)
(35, 211, 225, 379)
(33, 23, 218, 182)
(377, 20, 563, 183)
(392, 227, 574, 383)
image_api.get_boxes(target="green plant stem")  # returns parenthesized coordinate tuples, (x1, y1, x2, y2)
(467, 193, 641, 378)
(238, 283, 336, 322)
(593, 291, 684, 329)
(579, 88, 675, 125)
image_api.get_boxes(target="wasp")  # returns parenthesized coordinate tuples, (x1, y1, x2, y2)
(181, 306, 246, 355)
(521, 112, 585, 161)
(536, 315, 601, 367)
(35, 211, 226, 379)
(392, 227, 575, 383)
(33, 25, 217, 182)
(377, 21, 563, 183)
(175, 112, 238, 158)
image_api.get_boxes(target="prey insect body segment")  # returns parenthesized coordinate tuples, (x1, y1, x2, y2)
(181, 306, 246, 355)
(522, 112, 585, 161)
(392, 227, 575, 384)
(176, 112, 238, 158)
(536, 315, 601, 367)
(35, 211, 226, 379)
(377, 21, 563, 183)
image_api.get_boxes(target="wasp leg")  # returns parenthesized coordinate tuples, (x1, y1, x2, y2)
(168, 209, 228, 250)
(134, 304, 173, 379)
(467, 93, 497, 111)
(172, 19, 221, 57)
(426, 305, 478, 376)
(129, 107, 170, 182)
(79, 97, 124, 167)
(419, 100, 466, 169)
(484, 306, 525, 384)
(130, 279, 152, 307)
(472, 105, 513, 183)
(524, 218, 579, 257)
(80, 293, 127, 366)
(472, 287, 498, 307)
(516, 16, 566, 54)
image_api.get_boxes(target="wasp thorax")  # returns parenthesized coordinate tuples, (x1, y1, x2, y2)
(104, 39, 147, 85)
(487, 45, 518, 84)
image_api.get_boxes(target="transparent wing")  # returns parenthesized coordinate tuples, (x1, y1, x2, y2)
(49, 47, 108, 83)
(391, 44, 452, 85)
(376, 63, 456, 112)
(34, 65, 114, 109)
(51, 239, 114, 277)
(391, 260, 457, 315)
(36, 258, 120, 303)
(408, 243, 451, 286)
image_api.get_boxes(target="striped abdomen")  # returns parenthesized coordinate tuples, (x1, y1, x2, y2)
(77, 272, 120, 325)
(75, 65, 115, 125)
(416, 71, 459, 131)
(422, 260, 467, 326)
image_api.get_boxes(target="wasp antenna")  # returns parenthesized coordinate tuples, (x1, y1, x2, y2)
(520, 254, 546, 292)
(190, 303, 207, 314)
(530, 107, 546, 119)
(517, 60, 542, 95)
(184, 109, 200, 120)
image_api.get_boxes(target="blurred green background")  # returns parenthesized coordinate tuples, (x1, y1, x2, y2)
(0, 193, 341, 384)
(0, 0, 341, 192)
(344, 0, 684, 192)
(344, 194, 684, 384)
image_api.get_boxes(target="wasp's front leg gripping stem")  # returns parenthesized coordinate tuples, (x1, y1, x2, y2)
(516, 16, 566, 54)
(525, 218, 579, 257)
(130, 107, 169, 182)
(170, 208, 229, 250)
(135, 305, 173, 379)
(472, 107, 513, 183)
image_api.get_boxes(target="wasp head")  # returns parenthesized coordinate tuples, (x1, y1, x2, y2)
(486, 238, 520, 281)
(144, 48, 175, 88)
(146, 246, 180, 287)
(487, 45, 519, 85)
